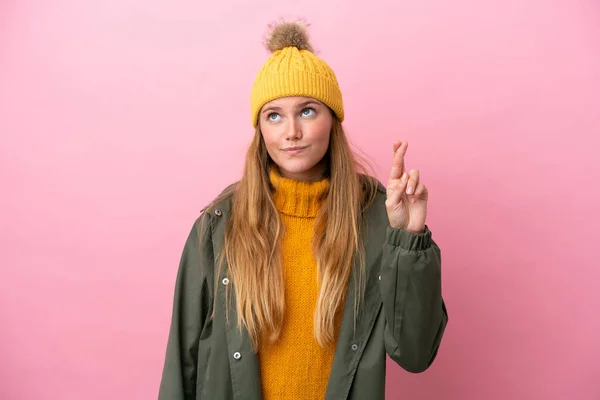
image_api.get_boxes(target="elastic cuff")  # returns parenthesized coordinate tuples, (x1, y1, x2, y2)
(386, 225, 432, 251)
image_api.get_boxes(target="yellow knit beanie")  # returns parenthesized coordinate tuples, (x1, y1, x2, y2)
(250, 21, 344, 127)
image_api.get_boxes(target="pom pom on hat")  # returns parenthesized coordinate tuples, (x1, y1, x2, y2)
(265, 21, 314, 53)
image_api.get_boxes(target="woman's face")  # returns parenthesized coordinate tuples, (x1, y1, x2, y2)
(259, 96, 332, 182)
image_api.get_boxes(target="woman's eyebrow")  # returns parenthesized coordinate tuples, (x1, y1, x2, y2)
(262, 101, 320, 114)
(261, 106, 281, 114)
(297, 101, 320, 108)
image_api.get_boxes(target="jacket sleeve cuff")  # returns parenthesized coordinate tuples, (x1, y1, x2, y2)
(386, 225, 432, 251)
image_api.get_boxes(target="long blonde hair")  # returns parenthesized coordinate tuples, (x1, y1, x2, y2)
(205, 117, 378, 349)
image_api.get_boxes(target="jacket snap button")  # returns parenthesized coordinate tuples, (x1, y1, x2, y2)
(233, 352, 241, 360)
(222, 278, 229, 285)
(378, 275, 381, 280)
(351, 344, 359, 351)
(214, 209, 222, 216)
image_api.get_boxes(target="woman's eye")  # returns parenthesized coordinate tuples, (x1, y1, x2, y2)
(301, 108, 315, 117)
(268, 113, 280, 122)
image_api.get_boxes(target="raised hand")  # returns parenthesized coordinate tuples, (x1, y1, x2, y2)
(385, 141, 428, 233)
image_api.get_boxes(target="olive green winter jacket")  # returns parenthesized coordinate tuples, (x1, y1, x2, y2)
(158, 183, 448, 399)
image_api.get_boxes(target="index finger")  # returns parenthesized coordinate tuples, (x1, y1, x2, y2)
(389, 141, 408, 180)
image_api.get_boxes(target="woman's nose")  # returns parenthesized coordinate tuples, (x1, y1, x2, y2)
(284, 118, 302, 140)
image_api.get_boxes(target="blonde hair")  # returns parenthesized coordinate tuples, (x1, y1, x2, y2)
(204, 117, 378, 350)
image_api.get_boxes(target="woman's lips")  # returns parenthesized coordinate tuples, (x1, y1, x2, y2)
(282, 146, 307, 155)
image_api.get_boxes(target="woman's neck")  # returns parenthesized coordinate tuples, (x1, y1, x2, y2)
(269, 166, 329, 217)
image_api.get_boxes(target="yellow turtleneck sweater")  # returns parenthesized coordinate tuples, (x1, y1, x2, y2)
(258, 167, 339, 400)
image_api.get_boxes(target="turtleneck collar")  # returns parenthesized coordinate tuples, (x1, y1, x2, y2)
(269, 166, 329, 218)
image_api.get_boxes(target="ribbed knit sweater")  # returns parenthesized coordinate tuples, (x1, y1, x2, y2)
(258, 167, 338, 400)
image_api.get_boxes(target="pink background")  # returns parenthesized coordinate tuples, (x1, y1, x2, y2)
(1, 0, 599, 399)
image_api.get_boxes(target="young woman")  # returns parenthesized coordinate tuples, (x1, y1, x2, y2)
(158, 20, 448, 400)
